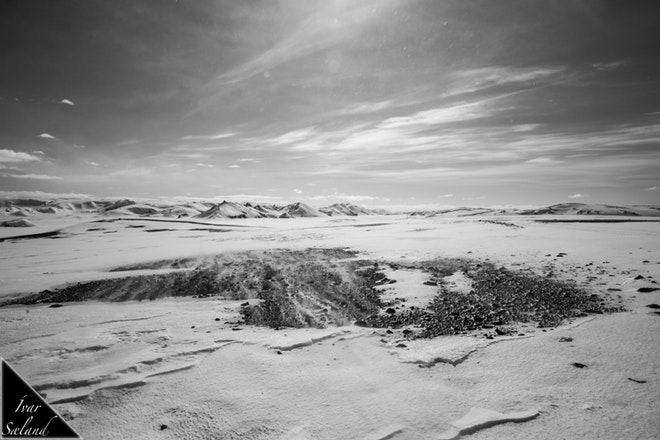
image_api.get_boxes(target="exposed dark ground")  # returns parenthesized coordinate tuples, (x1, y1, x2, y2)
(0, 248, 621, 337)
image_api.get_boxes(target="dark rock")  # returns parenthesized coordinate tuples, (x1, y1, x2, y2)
(385, 308, 396, 315)
(396, 343, 407, 348)
(646, 304, 660, 309)
(634, 275, 645, 280)
(638, 287, 660, 293)
(160, 424, 168, 431)
(558, 337, 573, 342)
(240, 301, 250, 307)
(214, 318, 220, 321)
(49, 304, 63, 308)
(628, 377, 647, 384)
(276, 350, 282, 355)
(354, 320, 368, 327)
(572, 362, 587, 368)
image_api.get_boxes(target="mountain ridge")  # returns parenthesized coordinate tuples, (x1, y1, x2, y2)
(1, 199, 659, 222)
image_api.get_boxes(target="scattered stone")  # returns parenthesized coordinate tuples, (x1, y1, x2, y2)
(385, 308, 396, 315)
(276, 350, 282, 355)
(572, 362, 587, 369)
(495, 327, 514, 336)
(642, 260, 650, 263)
(160, 424, 168, 431)
(634, 275, 645, 280)
(240, 301, 250, 307)
(354, 320, 368, 327)
(231, 327, 242, 331)
(556, 253, 567, 257)
(646, 304, 660, 309)
(558, 337, 573, 342)
(396, 343, 407, 348)
(386, 329, 393, 334)
(48, 304, 63, 308)
(191, 326, 195, 329)
(638, 287, 660, 293)
(214, 318, 220, 321)
(628, 378, 647, 384)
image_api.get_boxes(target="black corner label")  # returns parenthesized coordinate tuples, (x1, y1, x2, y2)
(1, 359, 81, 439)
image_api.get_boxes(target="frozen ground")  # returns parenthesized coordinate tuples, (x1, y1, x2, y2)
(0, 213, 659, 439)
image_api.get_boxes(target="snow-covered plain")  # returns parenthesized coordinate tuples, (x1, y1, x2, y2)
(1, 213, 659, 439)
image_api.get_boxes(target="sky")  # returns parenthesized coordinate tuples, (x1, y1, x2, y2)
(0, 0, 659, 207)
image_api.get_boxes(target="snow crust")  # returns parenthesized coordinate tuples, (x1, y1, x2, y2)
(0, 212, 659, 439)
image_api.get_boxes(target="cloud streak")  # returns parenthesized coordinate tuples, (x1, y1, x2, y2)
(209, 0, 401, 86)
(0, 149, 43, 163)
(0, 172, 63, 180)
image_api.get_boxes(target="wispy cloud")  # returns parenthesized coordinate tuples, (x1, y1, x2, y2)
(180, 133, 236, 141)
(268, 127, 317, 146)
(447, 66, 565, 97)
(0, 149, 42, 163)
(378, 100, 493, 129)
(0, 190, 90, 199)
(38, 133, 56, 139)
(59, 98, 75, 106)
(195, 163, 214, 168)
(228, 164, 240, 168)
(308, 193, 380, 202)
(525, 157, 563, 164)
(211, 194, 283, 203)
(343, 100, 395, 114)
(591, 60, 627, 72)
(568, 193, 586, 199)
(644, 186, 658, 191)
(0, 172, 63, 180)
(208, 0, 401, 86)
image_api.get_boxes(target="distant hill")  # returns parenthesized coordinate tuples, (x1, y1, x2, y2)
(1, 198, 659, 223)
(408, 203, 660, 218)
(197, 201, 269, 219)
(515, 203, 660, 217)
(319, 202, 389, 216)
